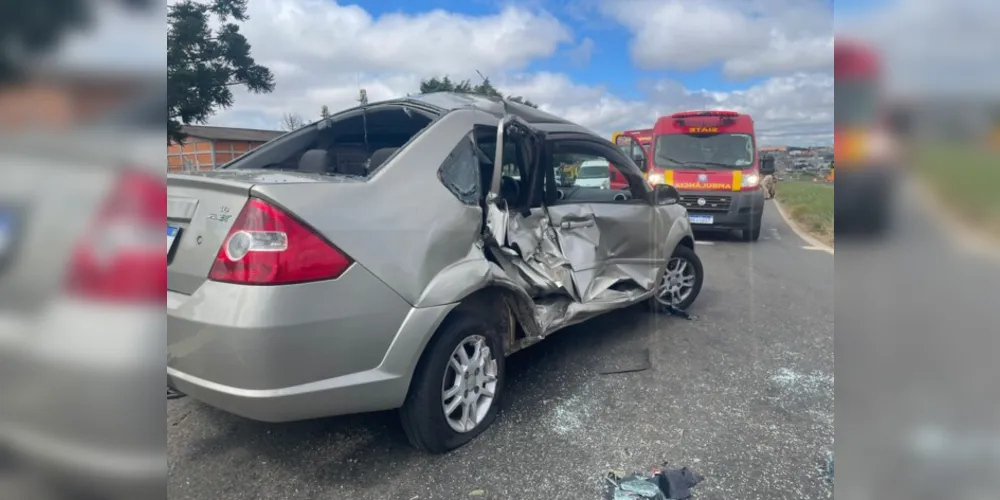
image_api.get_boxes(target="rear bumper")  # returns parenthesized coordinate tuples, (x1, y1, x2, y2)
(167, 303, 453, 422)
(166, 265, 457, 422)
(0, 299, 164, 500)
(678, 188, 765, 230)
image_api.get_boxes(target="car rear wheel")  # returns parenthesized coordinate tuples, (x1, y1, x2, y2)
(649, 244, 704, 312)
(400, 313, 506, 454)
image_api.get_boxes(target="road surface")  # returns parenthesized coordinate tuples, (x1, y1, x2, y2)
(167, 201, 835, 500)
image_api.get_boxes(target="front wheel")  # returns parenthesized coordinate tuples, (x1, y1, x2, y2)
(400, 313, 506, 454)
(648, 244, 704, 313)
(741, 218, 762, 241)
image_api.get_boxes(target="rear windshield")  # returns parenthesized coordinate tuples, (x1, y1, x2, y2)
(654, 133, 754, 168)
(577, 164, 609, 179)
(223, 106, 434, 177)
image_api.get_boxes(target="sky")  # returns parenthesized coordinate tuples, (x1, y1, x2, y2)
(181, 0, 838, 146)
(62, 0, 1000, 146)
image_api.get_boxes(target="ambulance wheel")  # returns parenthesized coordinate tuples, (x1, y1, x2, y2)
(741, 220, 762, 242)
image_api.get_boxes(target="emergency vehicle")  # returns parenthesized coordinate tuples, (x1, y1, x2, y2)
(644, 110, 770, 242)
(609, 129, 653, 190)
(835, 38, 897, 234)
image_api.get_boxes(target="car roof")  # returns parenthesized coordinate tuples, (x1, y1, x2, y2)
(370, 92, 602, 137)
(580, 159, 610, 167)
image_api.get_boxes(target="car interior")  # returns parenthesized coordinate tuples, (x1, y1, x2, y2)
(227, 106, 435, 176)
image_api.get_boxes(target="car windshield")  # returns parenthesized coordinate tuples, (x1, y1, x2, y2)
(577, 164, 609, 179)
(654, 133, 754, 168)
(835, 79, 878, 128)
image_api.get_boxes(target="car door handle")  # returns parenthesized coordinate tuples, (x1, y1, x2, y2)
(560, 220, 594, 229)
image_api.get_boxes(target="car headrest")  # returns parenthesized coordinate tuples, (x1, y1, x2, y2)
(298, 149, 329, 174)
(368, 147, 399, 172)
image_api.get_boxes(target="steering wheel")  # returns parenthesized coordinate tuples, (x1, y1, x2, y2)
(500, 176, 521, 206)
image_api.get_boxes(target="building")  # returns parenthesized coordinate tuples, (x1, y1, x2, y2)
(168, 125, 284, 172)
(0, 69, 153, 129)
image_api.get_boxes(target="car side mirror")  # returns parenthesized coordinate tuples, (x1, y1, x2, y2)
(654, 183, 680, 205)
(760, 155, 776, 175)
(632, 153, 646, 165)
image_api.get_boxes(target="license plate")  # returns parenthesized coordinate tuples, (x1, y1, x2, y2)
(689, 215, 714, 225)
(167, 225, 179, 253)
(0, 208, 18, 259)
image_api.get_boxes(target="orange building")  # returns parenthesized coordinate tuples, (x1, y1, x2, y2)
(168, 125, 283, 172)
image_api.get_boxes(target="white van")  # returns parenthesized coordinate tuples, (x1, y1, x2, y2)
(574, 159, 611, 189)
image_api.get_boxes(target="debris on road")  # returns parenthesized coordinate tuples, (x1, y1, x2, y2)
(826, 451, 834, 482)
(600, 348, 652, 375)
(469, 489, 485, 496)
(167, 387, 186, 400)
(661, 304, 697, 321)
(604, 464, 703, 499)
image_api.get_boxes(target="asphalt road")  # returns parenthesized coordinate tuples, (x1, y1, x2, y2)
(835, 182, 1000, 499)
(167, 201, 835, 500)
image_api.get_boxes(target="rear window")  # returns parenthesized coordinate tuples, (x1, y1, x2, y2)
(224, 106, 434, 177)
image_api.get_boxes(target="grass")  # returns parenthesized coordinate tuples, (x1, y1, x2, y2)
(911, 142, 1000, 237)
(774, 180, 835, 245)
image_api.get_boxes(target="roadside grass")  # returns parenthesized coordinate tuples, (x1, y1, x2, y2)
(911, 143, 1000, 237)
(775, 180, 834, 245)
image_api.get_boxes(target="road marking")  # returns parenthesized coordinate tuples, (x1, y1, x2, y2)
(769, 228, 781, 240)
(801, 246, 825, 251)
(771, 200, 834, 255)
(695, 240, 714, 245)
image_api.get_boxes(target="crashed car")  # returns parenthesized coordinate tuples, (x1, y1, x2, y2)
(166, 92, 703, 453)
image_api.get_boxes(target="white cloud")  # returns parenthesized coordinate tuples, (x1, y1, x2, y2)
(603, 0, 833, 79)
(193, 0, 831, 145)
(568, 38, 596, 67)
(837, 0, 1000, 96)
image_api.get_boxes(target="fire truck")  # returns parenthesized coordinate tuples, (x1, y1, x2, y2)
(644, 110, 773, 242)
(609, 129, 653, 190)
(835, 38, 897, 234)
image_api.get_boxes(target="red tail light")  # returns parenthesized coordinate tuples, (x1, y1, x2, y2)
(208, 198, 352, 285)
(66, 170, 166, 302)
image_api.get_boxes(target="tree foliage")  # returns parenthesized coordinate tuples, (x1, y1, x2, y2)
(320, 105, 331, 120)
(280, 112, 305, 131)
(418, 76, 539, 108)
(0, 0, 155, 82)
(168, 0, 274, 143)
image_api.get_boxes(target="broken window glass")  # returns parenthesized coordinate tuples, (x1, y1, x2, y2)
(438, 136, 481, 205)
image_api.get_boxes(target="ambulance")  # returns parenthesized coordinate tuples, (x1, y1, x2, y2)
(645, 111, 772, 242)
(609, 129, 653, 190)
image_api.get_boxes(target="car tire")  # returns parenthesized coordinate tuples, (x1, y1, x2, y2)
(648, 244, 704, 313)
(400, 312, 506, 454)
(741, 218, 762, 242)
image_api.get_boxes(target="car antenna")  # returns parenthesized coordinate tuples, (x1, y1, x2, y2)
(357, 87, 369, 154)
(476, 69, 509, 115)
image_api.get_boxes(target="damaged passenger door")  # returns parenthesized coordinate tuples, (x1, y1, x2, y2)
(543, 136, 662, 303)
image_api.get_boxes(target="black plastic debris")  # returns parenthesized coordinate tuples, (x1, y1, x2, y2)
(662, 305, 697, 320)
(604, 465, 703, 499)
(600, 348, 651, 375)
(167, 387, 186, 400)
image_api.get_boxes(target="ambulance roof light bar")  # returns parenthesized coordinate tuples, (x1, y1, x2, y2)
(671, 110, 740, 118)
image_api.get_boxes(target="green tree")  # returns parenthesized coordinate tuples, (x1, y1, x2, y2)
(320, 104, 331, 119)
(418, 76, 538, 108)
(168, 0, 274, 143)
